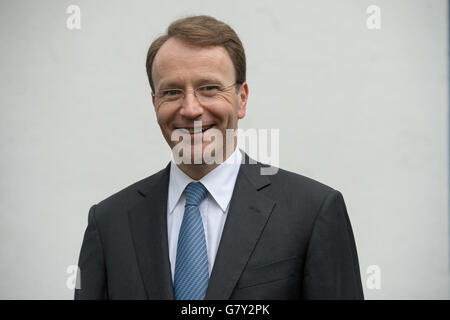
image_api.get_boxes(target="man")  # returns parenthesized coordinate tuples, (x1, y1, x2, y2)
(75, 15, 364, 300)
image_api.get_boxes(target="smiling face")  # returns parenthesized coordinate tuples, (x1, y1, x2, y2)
(151, 37, 248, 166)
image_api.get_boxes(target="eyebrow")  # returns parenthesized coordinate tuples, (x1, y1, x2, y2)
(157, 77, 225, 90)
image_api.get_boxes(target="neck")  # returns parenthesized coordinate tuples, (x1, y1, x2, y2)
(177, 162, 219, 181)
(175, 145, 237, 181)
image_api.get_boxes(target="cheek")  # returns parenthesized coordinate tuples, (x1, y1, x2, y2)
(155, 105, 176, 127)
(209, 94, 239, 121)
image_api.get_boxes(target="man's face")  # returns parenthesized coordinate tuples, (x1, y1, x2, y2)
(151, 37, 248, 162)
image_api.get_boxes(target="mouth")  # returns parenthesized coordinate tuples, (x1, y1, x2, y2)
(177, 124, 214, 134)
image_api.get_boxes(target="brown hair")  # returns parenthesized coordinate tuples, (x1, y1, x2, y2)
(145, 15, 246, 92)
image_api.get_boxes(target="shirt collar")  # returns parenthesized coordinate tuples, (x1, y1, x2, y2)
(168, 148, 242, 214)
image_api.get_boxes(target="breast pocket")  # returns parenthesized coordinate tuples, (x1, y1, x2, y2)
(236, 256, 300, 289)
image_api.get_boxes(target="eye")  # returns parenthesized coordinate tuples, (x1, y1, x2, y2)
(205, 85, 220, 91)
(163, 89, 182, 96)
(197, 85, 220, 95)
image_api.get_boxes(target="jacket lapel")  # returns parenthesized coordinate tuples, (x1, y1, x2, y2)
(128, 164, 175, 299)
(205, 152, 276, 299)
(127, 152, 276, 300)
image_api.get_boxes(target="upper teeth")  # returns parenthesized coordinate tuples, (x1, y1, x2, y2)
(183, 125, 213, 134)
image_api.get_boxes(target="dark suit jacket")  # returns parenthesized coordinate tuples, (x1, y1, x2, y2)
(75, 152, 364, 299)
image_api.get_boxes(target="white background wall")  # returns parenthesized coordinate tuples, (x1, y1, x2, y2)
(0, 0, 448, 299)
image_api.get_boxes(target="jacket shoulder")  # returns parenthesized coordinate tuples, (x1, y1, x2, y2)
(260, 165, 342, 217)
(242, 151, 337, 199)
(90, 165, 169, 222)
(271, 167, 337, 196)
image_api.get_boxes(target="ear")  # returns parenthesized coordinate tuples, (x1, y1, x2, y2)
(237, 82, 249, 119)
(151, 92, 156, 110)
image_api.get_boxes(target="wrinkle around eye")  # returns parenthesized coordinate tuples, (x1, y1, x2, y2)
(214, 91, 234, 102)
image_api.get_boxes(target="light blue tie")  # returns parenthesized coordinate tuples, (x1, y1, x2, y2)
(174, 182, 209, 300)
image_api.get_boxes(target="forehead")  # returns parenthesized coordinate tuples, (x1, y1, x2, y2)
(152, 37, 235, 89)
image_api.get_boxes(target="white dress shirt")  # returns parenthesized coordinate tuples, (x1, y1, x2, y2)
(167, 148, 242, 281)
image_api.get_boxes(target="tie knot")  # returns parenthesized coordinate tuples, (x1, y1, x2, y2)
(185, 182, 208, 207)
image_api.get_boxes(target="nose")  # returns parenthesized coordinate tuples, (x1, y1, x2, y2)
(179, 90, 203, 119)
